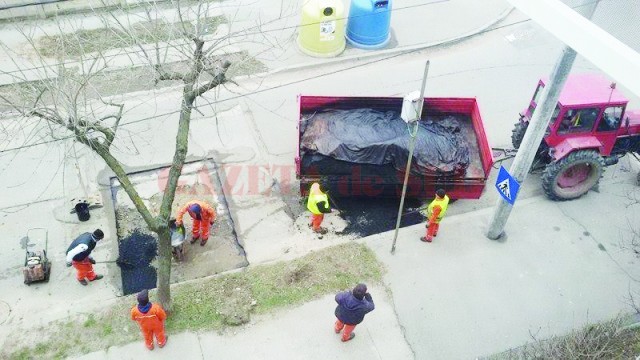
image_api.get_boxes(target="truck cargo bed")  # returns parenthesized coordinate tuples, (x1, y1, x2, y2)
(296, 96, 493, 199)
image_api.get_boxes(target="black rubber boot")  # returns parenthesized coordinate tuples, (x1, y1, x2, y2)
(342, 333, 355, 342)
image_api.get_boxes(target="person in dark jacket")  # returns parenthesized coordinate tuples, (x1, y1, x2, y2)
(334, 283, 375, 342)
(65, 229, 104, 285)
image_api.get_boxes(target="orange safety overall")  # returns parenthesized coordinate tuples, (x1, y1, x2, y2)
(131, 303, 167, 350)
(72, 258, 97, 281)
(176, 200, 216, 240)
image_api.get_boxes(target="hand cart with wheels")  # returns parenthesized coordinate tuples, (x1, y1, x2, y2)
(23, 228, 51, 285)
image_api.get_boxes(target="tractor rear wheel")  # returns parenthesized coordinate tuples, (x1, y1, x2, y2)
(542, 150, 604, 201)
(511, 120, 528, 149)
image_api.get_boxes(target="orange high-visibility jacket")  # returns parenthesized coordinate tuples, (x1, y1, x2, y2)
(176, 200, 216, 224)
(131, 303, 167, 329)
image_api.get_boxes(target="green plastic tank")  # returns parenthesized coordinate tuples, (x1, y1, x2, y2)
(297, 0, 346, 57)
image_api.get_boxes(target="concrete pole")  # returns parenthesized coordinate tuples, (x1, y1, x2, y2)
(391, 61, 429, 254)
(486, 1, 598, 240)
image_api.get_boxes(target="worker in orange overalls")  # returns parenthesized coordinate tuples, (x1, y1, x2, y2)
(307, 182, 331, 234)
(131, 289, 167, 350)
(175, 200, 216, 246)
(65, 229, 105, 285)
(420, 188, 449, 243)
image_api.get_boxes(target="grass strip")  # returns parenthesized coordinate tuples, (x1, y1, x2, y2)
(6, 242, 383, 360)
(486, 315, 640, 360)
(37, 16, 227, 58)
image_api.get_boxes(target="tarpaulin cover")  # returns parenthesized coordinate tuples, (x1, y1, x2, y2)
(300, 108, 470, 176)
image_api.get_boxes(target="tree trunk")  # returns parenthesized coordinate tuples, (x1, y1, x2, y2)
(92, 143, 157, 229)
(156, 87, 195, 310)
(156, 223, 172, 310)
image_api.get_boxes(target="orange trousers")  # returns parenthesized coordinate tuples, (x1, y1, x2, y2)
(334, 319, 356, 341)
(72, 258, 97, 281)
(141, 322, 166, 349)
(426, 222, 440, 239)
(192, 218, 212, 240)
(310, 214, 324, 231)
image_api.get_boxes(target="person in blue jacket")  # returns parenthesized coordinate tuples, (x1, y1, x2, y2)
(334, 283, 375, 342)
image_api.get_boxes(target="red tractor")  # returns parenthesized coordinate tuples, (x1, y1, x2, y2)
(512, 74, 640, 200)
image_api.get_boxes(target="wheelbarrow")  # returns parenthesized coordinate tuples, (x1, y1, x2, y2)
(23, 228, 51, 285)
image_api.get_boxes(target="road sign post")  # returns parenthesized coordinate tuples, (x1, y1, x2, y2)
(495, 166, 520, 205)
(391, 61, 429, 254)
(486, 1, 599, 240)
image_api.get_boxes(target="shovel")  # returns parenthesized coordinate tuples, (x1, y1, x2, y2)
(326, 192, 346, 219)
(94, 258, 135, 270)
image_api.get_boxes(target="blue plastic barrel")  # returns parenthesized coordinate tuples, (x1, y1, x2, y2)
(346, 0, 392, 49)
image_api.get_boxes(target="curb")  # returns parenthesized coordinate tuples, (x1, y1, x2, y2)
(262, 6, 515, 77)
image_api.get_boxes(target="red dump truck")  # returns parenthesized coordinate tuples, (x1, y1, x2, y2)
(295, 95, 494, 199)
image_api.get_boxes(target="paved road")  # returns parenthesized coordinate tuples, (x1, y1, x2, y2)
(0, 0, 639, 358)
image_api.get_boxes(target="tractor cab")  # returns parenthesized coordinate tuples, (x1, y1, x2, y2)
(512, 74, 640, 201)
(538, 75, 629, 161)
(545, 103, 627, 162)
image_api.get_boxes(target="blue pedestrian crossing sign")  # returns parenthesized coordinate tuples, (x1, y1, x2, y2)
(495, 166, 520, 205)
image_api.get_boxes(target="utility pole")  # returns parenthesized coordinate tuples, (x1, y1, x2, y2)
(486, 1, 599, 240)
(391, 61, 429, 254)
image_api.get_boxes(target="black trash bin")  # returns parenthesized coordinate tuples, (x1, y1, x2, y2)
(75, 202, 90, 222)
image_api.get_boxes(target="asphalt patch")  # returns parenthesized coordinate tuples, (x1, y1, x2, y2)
(332, 196, 424, 237)
(118, 229, 158, 295)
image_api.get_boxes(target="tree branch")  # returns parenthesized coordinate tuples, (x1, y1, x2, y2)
(93, 144, 158, 230)
(158, 84, 195, 222)
(194, 60, 231, 97)
(97, 100, 124, 147)
(184, 38, 206, 84)
(155, 65, 186, 82)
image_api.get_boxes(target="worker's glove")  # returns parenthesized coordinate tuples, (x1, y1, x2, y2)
(66, 262, 72, 267)
(364, 293, 373, 302)
(89, 258, 96, 264)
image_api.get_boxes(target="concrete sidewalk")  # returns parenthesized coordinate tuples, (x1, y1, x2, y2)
(0, 0, 512, 85)
(72, 286, 413, 360)
(67, 169, 640, 360)
(366, 174, 640, 359)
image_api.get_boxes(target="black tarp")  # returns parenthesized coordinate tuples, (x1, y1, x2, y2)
(300, 108, 470, 176)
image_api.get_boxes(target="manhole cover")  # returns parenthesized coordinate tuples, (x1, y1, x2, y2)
(0, 300, 11, 325)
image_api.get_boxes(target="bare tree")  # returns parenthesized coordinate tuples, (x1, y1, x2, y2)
(0, 0, 286, 309)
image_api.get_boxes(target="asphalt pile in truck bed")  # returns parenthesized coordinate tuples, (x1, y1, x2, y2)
(300, 108, 470, 176)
